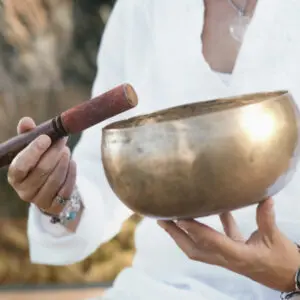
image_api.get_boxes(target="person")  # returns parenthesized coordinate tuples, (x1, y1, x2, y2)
(6, 0, 300, 299)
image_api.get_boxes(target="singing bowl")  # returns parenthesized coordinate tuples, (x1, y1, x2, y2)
(101, 90, 300, 219)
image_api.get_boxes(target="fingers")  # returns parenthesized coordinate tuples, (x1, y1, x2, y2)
(220, 212, 244, 242)
(15, 137, 69, 200)
(32, 147, 71, 210)
(177, 219, 245, 264)
(46, 159, 77, 215)
(158, 219, 243, 267)
(58, 159, 77, 199)
(256, 198, 277, 244)
(176, 220, 236, 253)
(176, 220, 217, 244)
(8, 135, 52, 184)
(157, 220, 199, 260)
(17, 117, 36, 134)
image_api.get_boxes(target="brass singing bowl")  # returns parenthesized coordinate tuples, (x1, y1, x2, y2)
(101, 91, 300, 219)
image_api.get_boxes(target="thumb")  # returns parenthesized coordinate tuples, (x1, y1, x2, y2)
(17, 117, 36, 134)
(256, 198, 277, 241)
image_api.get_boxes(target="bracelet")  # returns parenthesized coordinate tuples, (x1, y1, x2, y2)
(281, 292, 300, 299)
(39, 187, 82, 225)
(53, 186, 82, 225)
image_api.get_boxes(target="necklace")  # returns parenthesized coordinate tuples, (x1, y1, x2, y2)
(227, 0, 251, 42)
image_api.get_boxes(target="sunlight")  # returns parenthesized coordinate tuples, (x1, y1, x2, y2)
(240, 105, 277, 142)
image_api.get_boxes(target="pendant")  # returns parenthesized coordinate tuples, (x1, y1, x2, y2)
(229, 15, 251, 42)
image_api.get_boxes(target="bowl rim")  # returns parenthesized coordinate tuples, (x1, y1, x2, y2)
(103, 90, 291, 132)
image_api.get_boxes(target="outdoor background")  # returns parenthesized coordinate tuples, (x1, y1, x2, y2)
(0, 0, 139, 287)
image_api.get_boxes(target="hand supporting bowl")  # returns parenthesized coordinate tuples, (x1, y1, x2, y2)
(101, 91, 300, 219)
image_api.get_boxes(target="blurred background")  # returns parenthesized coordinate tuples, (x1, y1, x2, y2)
(0, 0, 139, 291)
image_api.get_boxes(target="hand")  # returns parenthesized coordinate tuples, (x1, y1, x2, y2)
(7, 117, 77, 216)
(158, 198, 300, 293)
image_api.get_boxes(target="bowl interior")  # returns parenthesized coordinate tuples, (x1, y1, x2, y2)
(104, 90, 288, 130)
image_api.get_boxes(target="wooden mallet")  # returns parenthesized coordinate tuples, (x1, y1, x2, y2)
(0, 83, 138, 168)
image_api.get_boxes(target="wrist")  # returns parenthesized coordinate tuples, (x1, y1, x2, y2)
(38, 186, 84, 232)
(281, 267, 300, 299)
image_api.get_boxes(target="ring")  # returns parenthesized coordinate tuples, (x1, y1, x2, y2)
(54, 195, 68, 207)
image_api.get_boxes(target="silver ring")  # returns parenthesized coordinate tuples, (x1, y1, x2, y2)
(54, 195, 68, 206)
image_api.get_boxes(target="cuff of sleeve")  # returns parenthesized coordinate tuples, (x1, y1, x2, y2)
(28, 175, 107, 265)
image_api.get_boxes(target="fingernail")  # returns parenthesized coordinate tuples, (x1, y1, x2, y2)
(267, 199, 274, 214)
(158, 221, 171, 234)
(56, 136, 69, 147)
(60, 136, 69, 145)
(176, 221, 191, 234)
(157, 220, 166, 228)
(62, 147, 71, 158)
(176, 221, 187, 230)
(37, 135, 51, 149)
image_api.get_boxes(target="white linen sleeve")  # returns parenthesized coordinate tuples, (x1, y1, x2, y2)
(27, 0, 141, 266)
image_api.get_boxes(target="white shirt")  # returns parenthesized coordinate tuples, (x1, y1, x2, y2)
(27, 0, 300, 299)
